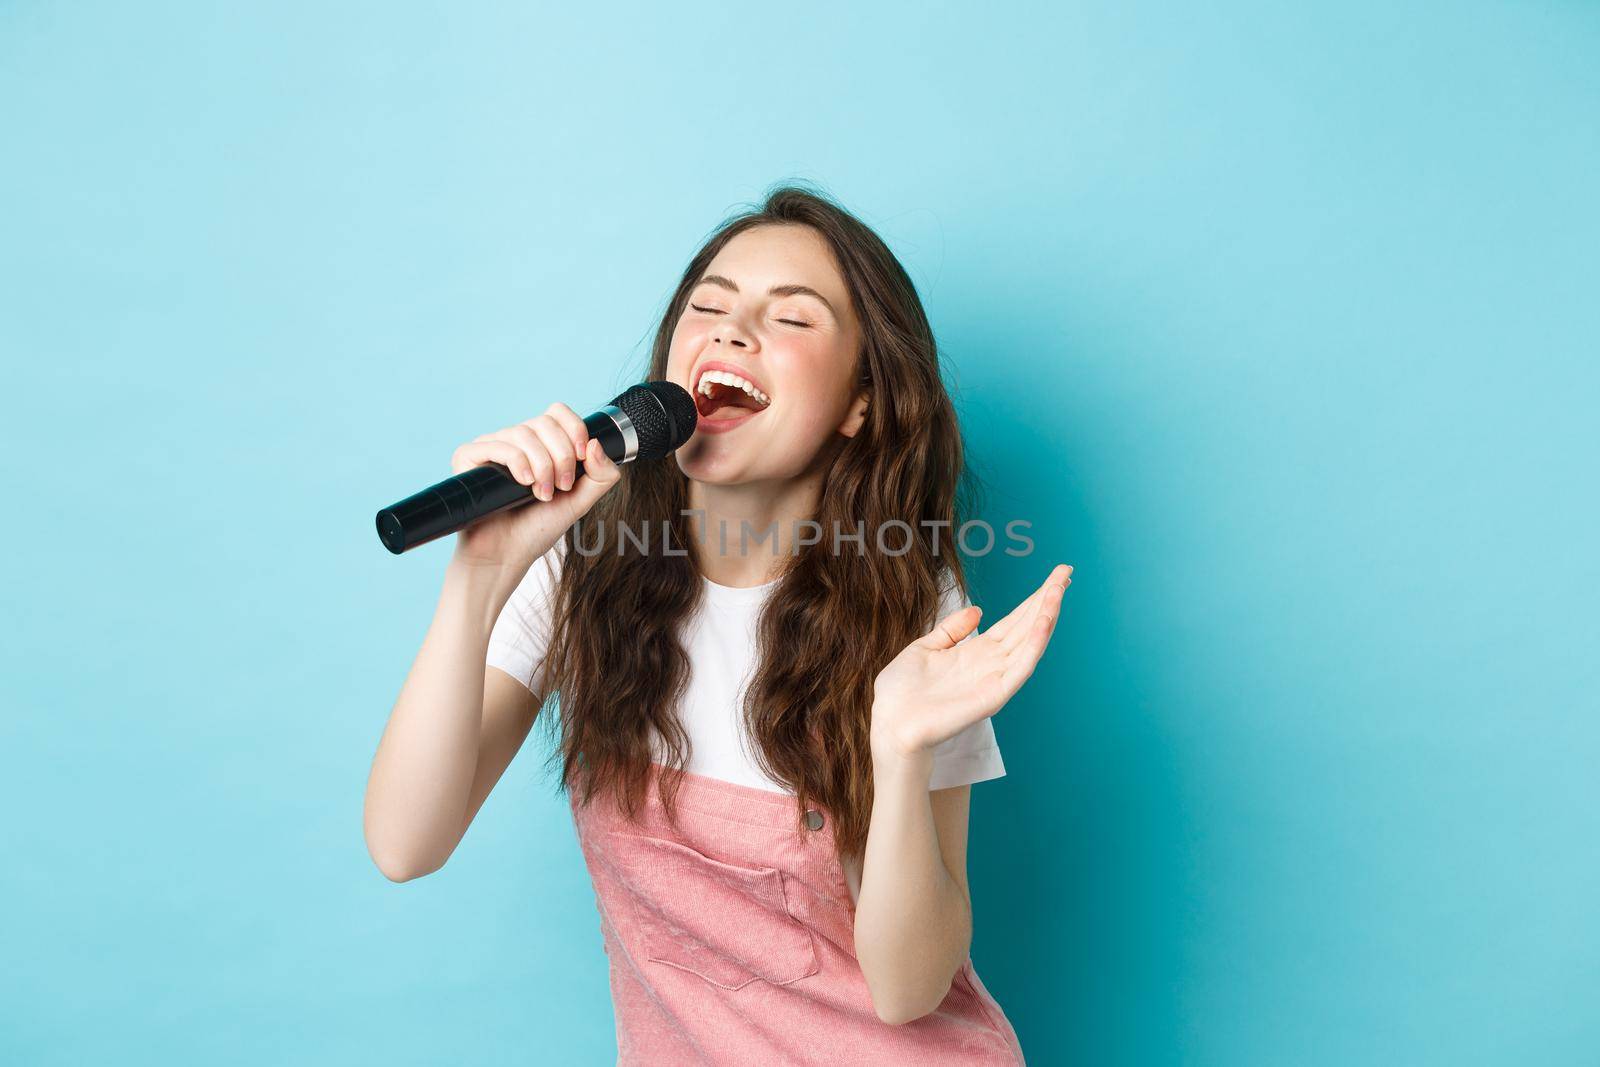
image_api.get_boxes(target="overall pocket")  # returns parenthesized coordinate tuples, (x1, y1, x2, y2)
(602, 830, 820, 990)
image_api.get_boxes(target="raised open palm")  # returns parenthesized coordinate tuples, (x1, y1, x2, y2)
(871, 564, 1073, 759)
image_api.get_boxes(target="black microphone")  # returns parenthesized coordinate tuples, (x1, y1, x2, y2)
(376, 380, 699, 555)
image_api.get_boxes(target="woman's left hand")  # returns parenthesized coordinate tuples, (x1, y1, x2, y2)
(870, 564, 1073, 761)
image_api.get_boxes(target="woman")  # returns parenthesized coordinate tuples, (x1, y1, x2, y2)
(365, 184, 1071, 1064)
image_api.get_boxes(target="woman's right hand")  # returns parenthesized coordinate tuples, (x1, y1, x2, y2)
(447, 402, 622, 573)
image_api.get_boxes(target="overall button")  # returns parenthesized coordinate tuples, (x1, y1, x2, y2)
(804, 809, 824, 831)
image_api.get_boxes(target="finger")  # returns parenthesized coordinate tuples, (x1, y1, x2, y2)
(539, 403, 590, 488)
(983, 565, 1072, 647)
(582, 434, 620, 481)
(997, 570, 1070, 655)
(499, 423, 555, 500)
(997, 602, 1060, 697)
(528, 415, 580, 494)
(915, 603, 982, 650)
(557, 436, 625, 514)
(452, 440, 537, 486)
(980, 586, 1044, 646)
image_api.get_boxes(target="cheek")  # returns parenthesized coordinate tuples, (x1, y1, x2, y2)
(779, 342, 854, 412)
(665, 323, 704, 378)
(772, 373, 850, 444)
(777, 410, 836, 454)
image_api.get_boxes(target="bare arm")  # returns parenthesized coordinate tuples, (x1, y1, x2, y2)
(853, 749, 974, 1024)
(362, 402, 621, 883)
(856, 562, 1071, 1022)
(363, 560, 543, 882)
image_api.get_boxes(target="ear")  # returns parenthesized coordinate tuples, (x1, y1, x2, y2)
(837, 386, 871, 438)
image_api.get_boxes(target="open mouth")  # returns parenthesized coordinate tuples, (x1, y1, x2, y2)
(693, 365, 772, 424)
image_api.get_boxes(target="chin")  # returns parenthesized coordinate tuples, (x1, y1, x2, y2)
(674, 441, 753, 485)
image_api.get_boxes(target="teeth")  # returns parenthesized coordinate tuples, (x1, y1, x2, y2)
(695, 368, 770, 407)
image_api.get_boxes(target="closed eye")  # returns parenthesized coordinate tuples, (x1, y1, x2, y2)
(689, 303, 812, 328)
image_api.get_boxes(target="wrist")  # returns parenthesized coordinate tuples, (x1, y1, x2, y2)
(872, 749, 935, 802)
(870, 723, 935, 781)
(441, 556, 520, 633)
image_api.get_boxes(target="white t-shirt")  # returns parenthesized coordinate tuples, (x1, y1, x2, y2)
(485, 540, 1007, 793)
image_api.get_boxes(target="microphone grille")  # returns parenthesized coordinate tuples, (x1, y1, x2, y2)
(613, 381, 698, 460)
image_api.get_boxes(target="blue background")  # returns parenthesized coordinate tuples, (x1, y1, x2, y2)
(4, 2, 1597, 1063)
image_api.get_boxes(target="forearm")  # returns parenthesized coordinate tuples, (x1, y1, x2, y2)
(852, 743, 972, 1024)
(363, 560, 516, 880)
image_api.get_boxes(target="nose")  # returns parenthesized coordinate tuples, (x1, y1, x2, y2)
(710, 316, 755, 350)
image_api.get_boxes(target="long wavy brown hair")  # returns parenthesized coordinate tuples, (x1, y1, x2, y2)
(534, 182, 978, 861)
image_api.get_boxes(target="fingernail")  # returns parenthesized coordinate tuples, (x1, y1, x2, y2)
(559, 473, 573, 491)
(538, 482, 552, 500)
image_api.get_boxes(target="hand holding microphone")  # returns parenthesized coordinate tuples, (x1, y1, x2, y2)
(446, 404, 621, 572)
(375, 381, 698, 566)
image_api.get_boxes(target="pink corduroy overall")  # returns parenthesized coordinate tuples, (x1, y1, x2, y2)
(569, 760, 1027, 1065)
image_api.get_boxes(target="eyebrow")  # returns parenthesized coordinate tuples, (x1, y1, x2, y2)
(694, 274, 839, 319)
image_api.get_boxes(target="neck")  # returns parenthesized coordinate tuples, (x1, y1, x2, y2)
(686, 473, 824, 588)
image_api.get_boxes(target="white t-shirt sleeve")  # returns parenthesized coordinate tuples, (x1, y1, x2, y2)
(485, 539, 566, 697)
(927, 571, 1007, 790)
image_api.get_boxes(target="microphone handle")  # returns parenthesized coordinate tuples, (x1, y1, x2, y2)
(376, 409, 627, 555)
